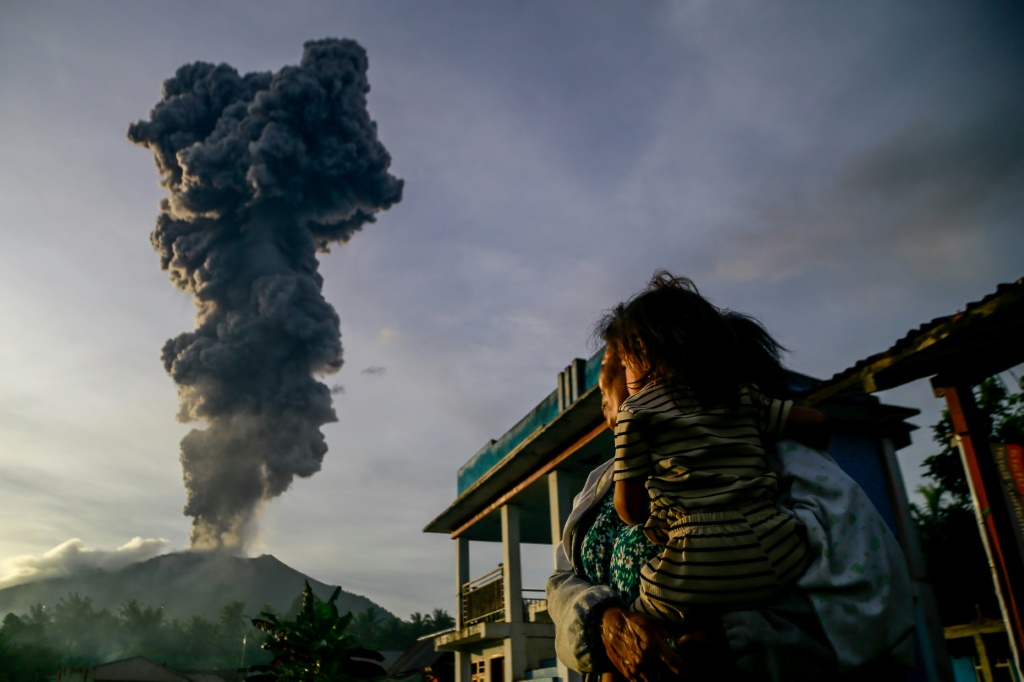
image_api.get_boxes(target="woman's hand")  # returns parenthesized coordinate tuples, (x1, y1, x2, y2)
(599, 606, 686, 682)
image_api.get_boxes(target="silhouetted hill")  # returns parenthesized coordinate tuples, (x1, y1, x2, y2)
(0, 552, 391, 621)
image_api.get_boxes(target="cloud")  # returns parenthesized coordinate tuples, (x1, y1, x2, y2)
(376, 328, 397, 346)
(360, 366, 386, 377)
(715, 101, 1024, 285)
(0, 537, 171, 589)
(330, 384, 345, 395)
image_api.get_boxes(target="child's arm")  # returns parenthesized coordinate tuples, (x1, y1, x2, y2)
(783, 405, 830, 450)
(614, 478, 650, 527)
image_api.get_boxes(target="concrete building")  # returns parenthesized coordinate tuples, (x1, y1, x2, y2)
(424, 350, 931, 682)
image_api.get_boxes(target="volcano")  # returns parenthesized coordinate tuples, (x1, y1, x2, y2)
(0, 552, 390, 621)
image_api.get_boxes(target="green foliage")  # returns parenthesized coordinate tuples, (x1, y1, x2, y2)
(250, 581, 386, 682)
(0, 584, 454, 679)
(351, 606, 454, 652)
(0, 626, 54, 682)
(913, 373, 1024, 625)
(0, 594, 270, 675)
(921, 375, 1024, 506)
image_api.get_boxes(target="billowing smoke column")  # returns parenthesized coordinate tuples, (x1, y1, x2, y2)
(128, 39, 403, 550)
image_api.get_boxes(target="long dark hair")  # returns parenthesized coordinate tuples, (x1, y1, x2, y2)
(594, 270, 788, 405)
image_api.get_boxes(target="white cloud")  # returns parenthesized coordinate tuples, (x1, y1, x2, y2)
(0, 537, 172, 589)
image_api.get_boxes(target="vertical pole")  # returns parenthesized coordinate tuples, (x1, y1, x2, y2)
(936, 381, 1024, 675)
(502, 505, 523, 624)
(548, 470, 571, 569)
(456, 537, 470, 629)
(973, 633, 994, 682)
(502, 504, 526, 681)
(454, 537, 472, 682)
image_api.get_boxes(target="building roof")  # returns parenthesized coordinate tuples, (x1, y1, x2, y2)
(425, 361, 916, 542)
(806, 277, 1024, 405)
(423, 382, 608, 541)
(91, 656, 191, 681)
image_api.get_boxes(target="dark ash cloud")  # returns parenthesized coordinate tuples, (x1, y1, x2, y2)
(128, 39, 403, 550)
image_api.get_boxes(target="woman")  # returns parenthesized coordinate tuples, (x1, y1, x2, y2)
(546, 345, 915, 681)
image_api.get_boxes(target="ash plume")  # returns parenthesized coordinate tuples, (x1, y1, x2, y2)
(128, 39, 403, 550)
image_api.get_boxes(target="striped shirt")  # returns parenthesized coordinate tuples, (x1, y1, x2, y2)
(612, 381, 792, 516)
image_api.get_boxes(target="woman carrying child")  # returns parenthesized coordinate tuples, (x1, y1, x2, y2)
(599, 270, 828, 624)
(548, 271, 915, 680)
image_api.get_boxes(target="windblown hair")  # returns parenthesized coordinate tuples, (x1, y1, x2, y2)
(594, 270, 788, 406)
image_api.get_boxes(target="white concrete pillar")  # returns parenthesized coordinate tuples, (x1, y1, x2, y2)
(454, 652, 473, 682)
(501, 505, 527, 681)
(547, 470, 572, 569)
(455, 536, 470, 629)
(502, 505, 523, 624)
(454, 537, 472, 682)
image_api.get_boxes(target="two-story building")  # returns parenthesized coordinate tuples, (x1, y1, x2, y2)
(424, 348, 938, 682)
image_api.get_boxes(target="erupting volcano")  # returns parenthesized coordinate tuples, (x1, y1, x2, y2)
(128, 39, 403, 550)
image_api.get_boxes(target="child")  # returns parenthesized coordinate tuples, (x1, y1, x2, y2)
(599, 271, 827, 624)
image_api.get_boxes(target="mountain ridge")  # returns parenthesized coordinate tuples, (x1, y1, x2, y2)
(0, 551, 392, 621)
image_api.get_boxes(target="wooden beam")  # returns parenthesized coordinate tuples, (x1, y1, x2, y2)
(944, 618, 1007, 639)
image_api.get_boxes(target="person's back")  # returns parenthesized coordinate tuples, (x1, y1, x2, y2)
(613, 377, 810, 622)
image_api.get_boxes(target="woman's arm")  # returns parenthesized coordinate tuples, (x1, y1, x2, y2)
(547, 564, 621, 673)
(547, 567, 688, 680)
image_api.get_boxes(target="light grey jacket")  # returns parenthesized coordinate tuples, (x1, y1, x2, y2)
(546, 441, 914, 679)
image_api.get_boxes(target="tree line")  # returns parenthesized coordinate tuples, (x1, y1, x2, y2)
(0, 590, 453, 681)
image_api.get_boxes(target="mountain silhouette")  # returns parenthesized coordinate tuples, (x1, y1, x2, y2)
(0, 552, 391, 621)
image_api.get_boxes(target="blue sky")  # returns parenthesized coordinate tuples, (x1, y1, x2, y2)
(1, 0, 1022, 618)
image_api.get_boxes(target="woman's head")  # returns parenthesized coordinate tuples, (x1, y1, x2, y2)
(599, 345, 629, 430)
(595, 270, 787, 404)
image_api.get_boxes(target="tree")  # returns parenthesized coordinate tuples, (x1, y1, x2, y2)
(351, 607, 386, 645)
(119, 598, 165, 658)
(250, 581, 387, 682)
(0, 613, 57, 682)
(50, 592, 117, 665)
(921, 374, 1024, 506)
(426, 608, 454, 632)
(913, 374, 1024, 626)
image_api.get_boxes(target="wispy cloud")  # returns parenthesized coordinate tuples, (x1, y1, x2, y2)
(716, 102, 1024, 285)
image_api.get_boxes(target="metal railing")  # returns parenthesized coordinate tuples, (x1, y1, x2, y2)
(461, 569, 546, 626)
(462, 567, 505, 626)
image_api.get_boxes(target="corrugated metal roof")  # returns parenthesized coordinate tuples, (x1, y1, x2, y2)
(807, 277, 1024, 405)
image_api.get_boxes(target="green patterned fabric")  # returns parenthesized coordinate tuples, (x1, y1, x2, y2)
(579, 494, 661, 605)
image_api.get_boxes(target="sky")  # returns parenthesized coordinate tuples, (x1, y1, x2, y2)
(1, 0, 1022, 619)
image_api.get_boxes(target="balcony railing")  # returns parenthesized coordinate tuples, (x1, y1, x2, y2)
(460, 568, 546, 626)
(462, 567, 504, 625)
